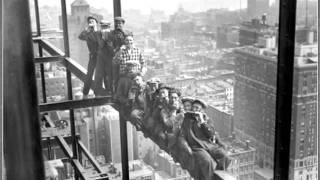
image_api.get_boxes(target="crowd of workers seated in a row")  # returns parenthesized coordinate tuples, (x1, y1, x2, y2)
(79, 16, 231, 180)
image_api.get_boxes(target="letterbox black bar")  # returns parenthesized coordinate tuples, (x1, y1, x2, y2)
(274, 0, 297, 179)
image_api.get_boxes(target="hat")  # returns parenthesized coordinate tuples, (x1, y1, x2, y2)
(192, 99, 207, 109)
(114, 16, 125, 23)
(147, 78, 161, 84)
(158, 85, 172, 92)
(169, 88, 181, 97)
(182, 96, 195, 104)
(87, 15, 98, 23)
(100, 20, 111, 26)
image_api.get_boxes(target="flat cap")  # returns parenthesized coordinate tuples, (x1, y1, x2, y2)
(114, 16, 125, 23)
(181, 96, 195, 103)
(192, 98, 207, 109)
(100, 20, 111, 26)
(147, 78, 161, 84)
(87, 15, 98, 22)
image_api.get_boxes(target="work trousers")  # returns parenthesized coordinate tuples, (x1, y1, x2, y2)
(83, 53, 98, 96)
(94, 51, 113, 95)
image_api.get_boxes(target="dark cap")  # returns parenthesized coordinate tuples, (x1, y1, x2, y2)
(192, 99, 207, 109)
(169, 88, 181, 97)
(100, 20, 111, 26)
(87, 15, 98, 23)
(158, 85, 172, 91)
(114, 16, 125, 23)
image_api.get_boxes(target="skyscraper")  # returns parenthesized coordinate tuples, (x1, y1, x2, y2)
(289, 45, 318, 180)
(99, 105, 135, 163)
(233, 35, 318, 180)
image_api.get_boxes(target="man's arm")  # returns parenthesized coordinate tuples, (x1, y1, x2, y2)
(78, 29, 90, 41)
(112, 49, 122, 64)
(199, 121, 215, 139)
(214, 132, 227, 149)
(105, 31, 115, 53)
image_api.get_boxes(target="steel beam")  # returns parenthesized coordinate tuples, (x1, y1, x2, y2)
(274, 0, 297, 179)
(34, 56, 65, 64)
(78, 141, 107, 174)
(39, 96, 113, 112)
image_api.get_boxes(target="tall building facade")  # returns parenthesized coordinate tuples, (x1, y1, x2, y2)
(101, 106, 135, 163)
(206, 105, 233, 139)
(234, 41, 277, 169)
(234, 37, 318, 179)
(223, 137, 256, 180)
(239, 18, 276, 46)
(155, 151, 192, 180)
(289, 51, 318, 180)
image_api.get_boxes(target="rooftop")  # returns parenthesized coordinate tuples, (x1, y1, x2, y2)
(222, 137, 256, 155)
(71, 0, 89, 6)
(254, 168, 274, 179)
(112, 160, 154, 179)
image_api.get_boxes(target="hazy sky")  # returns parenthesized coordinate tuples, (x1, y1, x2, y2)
(39, 0, 276, 15)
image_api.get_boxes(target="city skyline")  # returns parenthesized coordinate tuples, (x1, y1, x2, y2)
(38, 0, 279, 14)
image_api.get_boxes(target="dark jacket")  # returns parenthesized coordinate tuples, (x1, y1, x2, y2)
(181, 112, 216, 150)
(79, 30, 99, 55)
(106, 29, 132, 54)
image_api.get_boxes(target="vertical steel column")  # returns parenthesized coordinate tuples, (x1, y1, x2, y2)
(4, 0, 45, 179)
(35, 0, 52, 160)
(113, 1, 129, 180)
(34, 0, 47, 104)
(113, 0, 122, 18)
(274, 0, 297, 180)
(317, 9, 320, 180)
(0, 0, 3, 178)
(60, 0, 78, 179)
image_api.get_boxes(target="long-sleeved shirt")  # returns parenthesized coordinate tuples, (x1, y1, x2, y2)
(78, 30, 99, 54)
(114, 46, 145, 75)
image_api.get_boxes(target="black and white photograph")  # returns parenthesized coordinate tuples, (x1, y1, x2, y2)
(2, 0, 319, 180)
